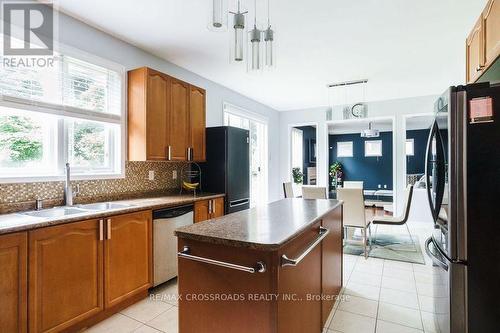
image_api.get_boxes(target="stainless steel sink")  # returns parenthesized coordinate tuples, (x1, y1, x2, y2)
(77, 202, 132, 211)
(22, 207, 87, 218)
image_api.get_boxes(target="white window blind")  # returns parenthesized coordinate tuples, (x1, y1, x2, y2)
(365, 140, 382, 157)
(406, 139, 415, 156)
(291, 128, 303, 170)
(0, 54, 122, 122)
(337, 141, 353, 157)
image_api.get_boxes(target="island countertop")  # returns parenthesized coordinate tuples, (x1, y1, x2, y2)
(175, 198, 342, 250)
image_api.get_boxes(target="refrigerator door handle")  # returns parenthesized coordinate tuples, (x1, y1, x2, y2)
(425, 237, 449, 271)
(425, 121, 438, 222)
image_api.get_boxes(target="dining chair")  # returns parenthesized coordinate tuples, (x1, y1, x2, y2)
(343, 181, 364, 189)
(302, 186, 327, 199)
(337, 188, 371, 259)
(371, 185, 415, 251)
(283, 182, 294, 198)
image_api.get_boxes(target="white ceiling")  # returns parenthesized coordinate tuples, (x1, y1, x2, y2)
(56, 0, 487, 111)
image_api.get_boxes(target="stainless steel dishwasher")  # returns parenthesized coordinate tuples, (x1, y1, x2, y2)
(153, 205, 193, 286)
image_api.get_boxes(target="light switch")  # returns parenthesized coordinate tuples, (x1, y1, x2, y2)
(148, 171, 155, 181)
(172, 170, 177, 180)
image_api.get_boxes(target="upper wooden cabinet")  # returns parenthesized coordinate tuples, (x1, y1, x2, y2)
(128, 67, 206, 162)
(466, 0, 500, 83)
(0, 232, 27, 333)
(483, 0, 500, 67)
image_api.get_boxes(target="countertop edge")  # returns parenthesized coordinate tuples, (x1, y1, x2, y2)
(0, 193, 225, 235)
(175, 199, 343, 251)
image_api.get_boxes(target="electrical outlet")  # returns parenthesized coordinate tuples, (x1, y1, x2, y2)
(148, 171, 155, 181)
(172, 170, 177, 180)
(384, 184, 387, 189)
(378, 184, 381, 189)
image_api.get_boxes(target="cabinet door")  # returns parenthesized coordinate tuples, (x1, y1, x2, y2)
(483, 0, 500, 67)
(278, 221, 322, 333)
(0, 232, 27, 333)
(194, 200, 210, 223)
(211, 197, 225, 218)
(146, 71, 170, 160)
(189, 85, 206, 162)
(466, 16, 485, 83)
(29, 220, 103, 333)
(170, 79, 190, 161)
(321, 207, 343, 326)
(104, 211, 152, 308)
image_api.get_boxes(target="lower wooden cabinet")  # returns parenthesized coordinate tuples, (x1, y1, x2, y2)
(0, 232, 27, 333)
(104, 211, 152, 308)
(29, 219, 104, 333)
(194, 197, 225, 223)
(27, 210, 152, 333)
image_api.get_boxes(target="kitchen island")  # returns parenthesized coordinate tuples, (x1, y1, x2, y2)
(175, 198, 343, 333)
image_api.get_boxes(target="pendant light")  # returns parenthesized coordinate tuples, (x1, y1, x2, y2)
(208, 0, 228, 31)
(229, 0, 247, 63)
(264, 0, 275, 69)
(248, 0, 262, 72)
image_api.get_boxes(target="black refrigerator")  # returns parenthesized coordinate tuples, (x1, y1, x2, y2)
(424, 82, 500, 333)
(200, 126, 250, 214)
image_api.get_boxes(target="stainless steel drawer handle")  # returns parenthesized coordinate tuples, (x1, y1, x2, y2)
(178, 246, 266, 274)
(281, 226, 329, 267)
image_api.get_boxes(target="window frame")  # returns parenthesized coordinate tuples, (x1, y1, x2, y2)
(337, 141, 353, 157)
(364, 140, 383, 157)
(0, 43, 126, 183)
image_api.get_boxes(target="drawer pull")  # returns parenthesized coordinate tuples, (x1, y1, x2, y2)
(281, 226, 329, 267)
(178, 246, 266, 274)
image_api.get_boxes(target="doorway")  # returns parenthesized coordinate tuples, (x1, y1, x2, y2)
(224, 104, 268, 207)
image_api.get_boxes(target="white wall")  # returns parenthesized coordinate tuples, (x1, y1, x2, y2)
(279, 95, 438, 214)
(56, 13, 281, 202)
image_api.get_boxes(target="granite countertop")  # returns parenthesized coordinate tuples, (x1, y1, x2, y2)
(175, 198, 342, 250)
(0, 193, 224, 235)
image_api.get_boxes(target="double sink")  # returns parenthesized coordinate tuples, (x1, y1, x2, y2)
(22, 202, 133, 218)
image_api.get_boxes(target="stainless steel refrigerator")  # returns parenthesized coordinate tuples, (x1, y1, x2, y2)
(424, 82, 500, 333)
(200, 126, 250, 214)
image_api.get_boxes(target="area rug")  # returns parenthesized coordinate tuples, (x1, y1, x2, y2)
(343, 233, 426, 264)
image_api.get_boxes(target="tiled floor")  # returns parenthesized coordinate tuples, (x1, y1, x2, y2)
(85, 220, 437, 333)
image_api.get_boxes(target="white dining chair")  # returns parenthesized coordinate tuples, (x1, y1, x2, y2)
(283, 182, 294, 198)
(302, 186, 327, 199)
(343, 181, 364, 189)
(337, 188, 371, 259)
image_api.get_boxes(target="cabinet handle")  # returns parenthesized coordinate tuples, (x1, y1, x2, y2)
(107, 218, 112, 240)
(281, 227, 329, 267)
(212, 200, 216, 215)
(167, 146, 172, 161)
(99, 219, 104, 241)
(187, 147, 193, 161)
(208, 200, 212, 214)
(476, 65, 485, 72)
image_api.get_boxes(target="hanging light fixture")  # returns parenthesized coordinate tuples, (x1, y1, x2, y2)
(248, 0, 262, 72)
(264, 0, 275, 69)
(208, 0, 228, 31)
(229, 0, 247, 63)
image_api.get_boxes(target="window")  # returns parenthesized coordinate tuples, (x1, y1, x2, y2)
(365, 140, 382, 157)
(337, 141, 353, 157)
(291, 128, 303, 171)
(0, 48, 125, 181)
(406, 139, 414, 156)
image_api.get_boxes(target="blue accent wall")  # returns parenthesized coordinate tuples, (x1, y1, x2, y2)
(406, 129, 429, 175)
(329, 132, 393, 190)
(295, 126, 316, 184)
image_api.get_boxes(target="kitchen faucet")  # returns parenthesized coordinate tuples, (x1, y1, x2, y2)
(64, 163, 79, 206)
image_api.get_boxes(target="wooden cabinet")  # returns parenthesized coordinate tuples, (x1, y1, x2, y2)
(27, 210, 152, 332)
(466, 17, 485, 83)
(29, 219, 103, 333)
(189, 85, 206, 161)
(483, 0, 500, 67)
(194, 197, 225, 223)
(466, 0, 500, 83)
(169, 78, 190, 161)
(128, 67, 206, 162)
(128, 67, 171, 161)
(0, 232, 27, 333)
(104, 211, 152, 308)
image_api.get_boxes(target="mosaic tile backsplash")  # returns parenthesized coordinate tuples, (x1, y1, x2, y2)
(0, 161, 188, 213)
